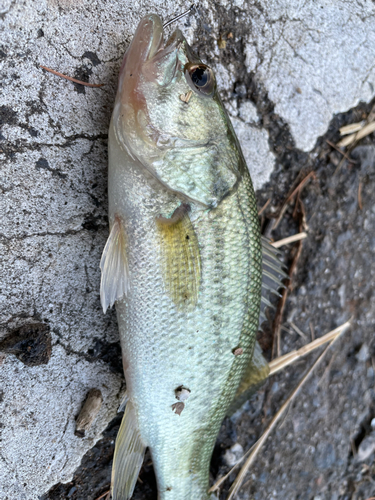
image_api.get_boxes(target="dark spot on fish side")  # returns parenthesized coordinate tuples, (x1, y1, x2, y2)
(0, 323, 52, 366)
(0, 390, 4, 403)
(37, 28, 44, 38)
(82, 51, 101, 66)
(171, 402, 184, 415)
(186, 234, 190, 240)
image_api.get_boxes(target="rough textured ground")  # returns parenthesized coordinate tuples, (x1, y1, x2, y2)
(1, 0, 375, 499)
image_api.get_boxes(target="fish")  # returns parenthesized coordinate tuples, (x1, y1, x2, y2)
(100, 12, 284, 500)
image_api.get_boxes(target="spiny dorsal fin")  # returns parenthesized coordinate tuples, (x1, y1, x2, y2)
(111, 401, 146, 500)
(156, 204, 201, 310)
(260, 236, 287, 328)
(227, 341, 270, 415)
(100, 216, 129, 313)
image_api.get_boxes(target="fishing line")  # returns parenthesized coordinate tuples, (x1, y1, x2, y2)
(163, 4, 196, 28)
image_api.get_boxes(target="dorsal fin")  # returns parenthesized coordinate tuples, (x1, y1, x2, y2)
(100, 216, 129, 313)
(260, 236, 287, 328)
(111, 401, 146, 500)
(156, 204, 201, 310)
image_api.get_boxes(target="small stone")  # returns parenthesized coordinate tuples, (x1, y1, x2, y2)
(223, 443, 244, 467)
(172, 402, 184, 416)
(356, 344, 370, 362)
(357, 433, 375, 461)
(75, 389, 103, 438)
(233, 347, 243, 356)
(218, 37, 226, 49)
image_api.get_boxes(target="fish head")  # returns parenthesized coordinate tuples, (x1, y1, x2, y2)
(112, 14, 244, 207)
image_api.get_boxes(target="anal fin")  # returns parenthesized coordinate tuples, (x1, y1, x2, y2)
(227, 341, 270, 415)
(100, 216, 129, 313)
(112, 401, 146, 500)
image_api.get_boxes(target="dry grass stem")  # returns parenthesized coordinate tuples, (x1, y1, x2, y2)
(271, 232, 307, 248)
(318, 352, 337, 387)
(226, 325, 349, 500)
(269, 320, 351, 376)
(289, 321, 308, 340)
(40, 65, 104, 87)
(258, 198, 271, 215)
(337, 121, 375, 147)
(273, 171, 315, 230)
(355, 120, 375, 141)
(337, 134, 356, 148)
(339, 122, 365, 135)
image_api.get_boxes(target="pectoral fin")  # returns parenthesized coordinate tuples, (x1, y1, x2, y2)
(100, 216, 129, 314)
(111, 401, 146, 500)
(156, 204, 201, 310)
(227, 341, 270, 415)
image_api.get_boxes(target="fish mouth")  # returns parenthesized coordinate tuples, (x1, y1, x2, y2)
(141, 14, 193, 64)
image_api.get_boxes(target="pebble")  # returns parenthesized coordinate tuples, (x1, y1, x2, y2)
(357, 433, 375, 461)
(223, 443, 244, 467)
(356, 344, 370, 362)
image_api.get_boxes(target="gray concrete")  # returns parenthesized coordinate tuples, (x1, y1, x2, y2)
(1, 0, 375, 498)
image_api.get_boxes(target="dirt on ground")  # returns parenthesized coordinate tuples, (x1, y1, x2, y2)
(43, 7, 375, 500)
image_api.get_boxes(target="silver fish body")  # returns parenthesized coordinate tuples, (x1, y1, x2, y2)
(102, 14, 264, 500)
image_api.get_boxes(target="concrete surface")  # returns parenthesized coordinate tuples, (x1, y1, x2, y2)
(1, 0, 375, 498)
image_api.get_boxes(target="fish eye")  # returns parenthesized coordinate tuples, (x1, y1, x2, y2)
(185, 63, 216, 97)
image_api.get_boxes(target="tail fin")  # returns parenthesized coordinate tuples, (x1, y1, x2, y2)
(111, 401, 146, 500)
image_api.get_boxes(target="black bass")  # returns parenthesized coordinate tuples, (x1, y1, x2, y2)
(100, 13, 283, 500)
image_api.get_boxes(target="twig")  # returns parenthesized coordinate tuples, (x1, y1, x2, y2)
(272, 201, 304, 359)
(95, 490, 110, 500)
(40, 65, 104, 87)
(258, 198, 271, 216)
(225, 326, 348, 500)
(271, 232, 307, 248)
(269, 320, 351, 375)
(358, 180, 363, 210)
(326, 140, 358, 164)
(273, 171, 315, 230)
(309, 321, 315, 341)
